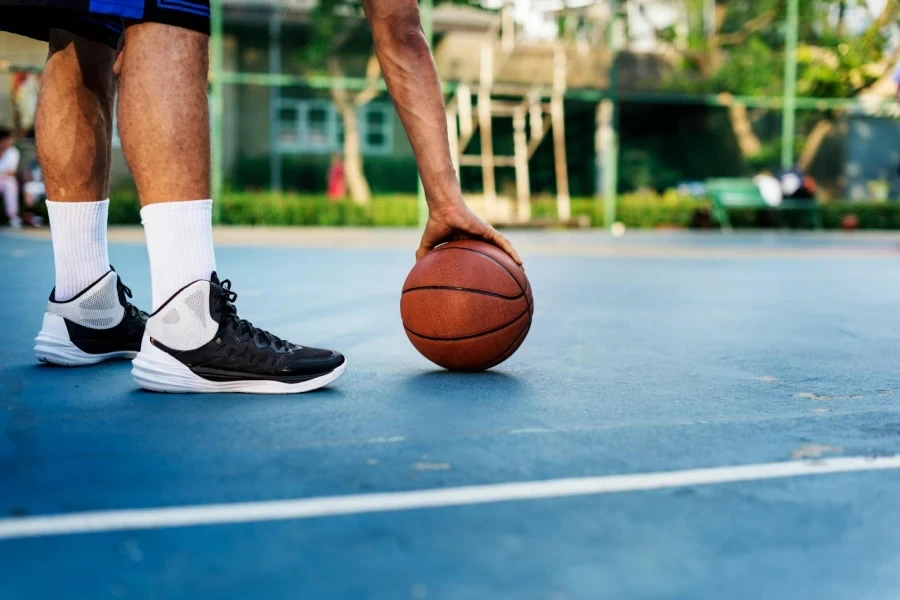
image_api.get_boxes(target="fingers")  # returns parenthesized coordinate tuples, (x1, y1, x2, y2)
(482, 226, 523, 265)
(416, 240, 431, 262)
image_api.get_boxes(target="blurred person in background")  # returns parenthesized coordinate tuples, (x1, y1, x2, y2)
(1, 0, 520, 394)
(753, 170, 783, 208)
(0, 127, 22, 227)
(895, 62, 900, 103)
(327, 152, 346, 201)
(22, 159, 46, 226)
(779, 168, 816, 201)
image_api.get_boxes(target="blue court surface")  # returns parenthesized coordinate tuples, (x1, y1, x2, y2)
(2, 228, 900, 599)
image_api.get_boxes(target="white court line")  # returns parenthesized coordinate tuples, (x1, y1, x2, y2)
(2, 455, 899, 541)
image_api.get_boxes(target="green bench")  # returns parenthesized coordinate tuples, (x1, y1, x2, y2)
(705, 178, 823, 232)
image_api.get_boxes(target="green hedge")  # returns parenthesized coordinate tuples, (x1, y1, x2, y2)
(102, 190, 419, 227)
(532, 192, 704, 228)
(96, 189, 900, 230)
(234, 155, 419, 195)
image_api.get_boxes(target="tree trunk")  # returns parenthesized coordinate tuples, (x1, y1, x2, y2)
(328, 57, 380, 205)
(727, 101, 762, 158)
(837, 0, 846, 35)
(334, 97, 371, 205)
(797, 119, 833, 172)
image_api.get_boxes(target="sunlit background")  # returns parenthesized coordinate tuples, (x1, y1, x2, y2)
(1, 0, 899, 230)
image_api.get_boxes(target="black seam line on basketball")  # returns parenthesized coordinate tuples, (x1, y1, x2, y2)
(404, 306, 530, 342)
(401, 286, 524, 301)
(429, 246, 526, 295)
(482, 321, 531, 370)
(467, 322, 532, 372)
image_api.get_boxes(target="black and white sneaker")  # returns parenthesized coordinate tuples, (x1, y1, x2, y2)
(34, 270, 147, 366)
(132, 273, 346, 394)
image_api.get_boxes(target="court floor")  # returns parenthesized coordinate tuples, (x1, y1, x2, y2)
(2, 228, 900, 599)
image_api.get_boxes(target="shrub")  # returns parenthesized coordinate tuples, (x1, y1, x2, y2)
(97, 187, 900, 230)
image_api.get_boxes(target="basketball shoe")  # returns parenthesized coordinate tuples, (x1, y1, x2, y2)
(132, 273, 345, 393)
(34, 269, 147, 366)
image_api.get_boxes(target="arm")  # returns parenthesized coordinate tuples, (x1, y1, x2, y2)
(362, 0, 521, 264)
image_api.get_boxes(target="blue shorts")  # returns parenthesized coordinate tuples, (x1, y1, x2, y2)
(0, 0, 210, 48)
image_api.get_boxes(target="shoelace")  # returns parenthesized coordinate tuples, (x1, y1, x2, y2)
(220, 279, 290, 352)
(118, 282, 149, 320)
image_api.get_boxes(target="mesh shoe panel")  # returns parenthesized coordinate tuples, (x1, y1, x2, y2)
(48, 271, 125, 330)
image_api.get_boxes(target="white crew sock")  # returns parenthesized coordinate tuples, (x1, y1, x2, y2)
(141, 199, 216, 311)
(46, 200, 111, 301)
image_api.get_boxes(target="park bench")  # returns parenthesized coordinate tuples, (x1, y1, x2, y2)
(705, 178, 823, 232)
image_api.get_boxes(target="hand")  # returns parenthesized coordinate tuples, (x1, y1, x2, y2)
(418, 201, 522, 265)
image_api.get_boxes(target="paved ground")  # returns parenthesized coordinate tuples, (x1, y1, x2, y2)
(2, 228, 900, 599)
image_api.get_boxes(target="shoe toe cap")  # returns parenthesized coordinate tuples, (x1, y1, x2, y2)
(282, 348, 345, 376)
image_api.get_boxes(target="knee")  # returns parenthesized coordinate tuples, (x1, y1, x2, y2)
(121, 23, 209, 77)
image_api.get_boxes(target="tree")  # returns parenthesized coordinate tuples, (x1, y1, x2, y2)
(303, 0, 376, 204)
(304, 0, 477, 204)
(667, 0, 900, 169)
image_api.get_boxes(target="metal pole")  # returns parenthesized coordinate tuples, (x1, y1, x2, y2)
(704, 0, 716, 40)
(602, 0, 622, 228)
(781, 0, 799, 170)
(210, 0, 224, 223)
(269, 11, 282, 193)
(417, 0, 433, 228)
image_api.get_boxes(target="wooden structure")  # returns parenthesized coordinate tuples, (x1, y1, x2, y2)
(437, 12, 612, 224)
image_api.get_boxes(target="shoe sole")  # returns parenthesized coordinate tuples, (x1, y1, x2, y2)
(34, 313, 137, 366)
(132, 335, 347, 394)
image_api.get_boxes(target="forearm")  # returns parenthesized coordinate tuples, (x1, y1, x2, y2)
(364, 1, 460, 208)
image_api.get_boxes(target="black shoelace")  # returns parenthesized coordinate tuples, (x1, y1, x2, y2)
(118, 282, 148, 321)
(219, 279, 290, 352)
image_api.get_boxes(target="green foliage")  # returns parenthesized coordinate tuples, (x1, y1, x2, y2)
(216, 192, 418, 226)
(88, 189, 900, 231)
(531, 192, 704, 228)
(710, 37, 786, 97)
(234, 155, 418, 194)
(820, 201, 900, 229)
(673, 0, 891, 99)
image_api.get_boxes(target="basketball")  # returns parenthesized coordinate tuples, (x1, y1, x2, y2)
(400, 240, 533, 371)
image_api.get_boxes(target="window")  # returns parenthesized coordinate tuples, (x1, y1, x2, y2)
(276, 99, 394, 155)
(360, 103, 394, 155)
(277, 99, 339, 154)
(278, 106, 299, 146)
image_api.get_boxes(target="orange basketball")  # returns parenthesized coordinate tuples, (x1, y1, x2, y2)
(400, 240, 533, 371)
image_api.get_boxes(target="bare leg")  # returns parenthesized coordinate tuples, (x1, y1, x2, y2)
(116, 23, 210, 204)
(36, 31, 116, 201)
(1, 176, 18, 221)
(116, 22, 214, 310)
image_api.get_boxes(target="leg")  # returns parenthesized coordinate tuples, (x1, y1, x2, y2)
(22, 181, 47, 227)
(121, 19, 344, 393)
(32, 28, 147, 366)
(1, 176, 19, 224)
(117, 23, 210, 203)
(37, 30, 117, 299)
(37, 31, 116, 202)
(116, 23, 215, 311)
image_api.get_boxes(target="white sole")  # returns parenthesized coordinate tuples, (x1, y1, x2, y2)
(131, 335, 347, 394)
(34, 313, 137, 367)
